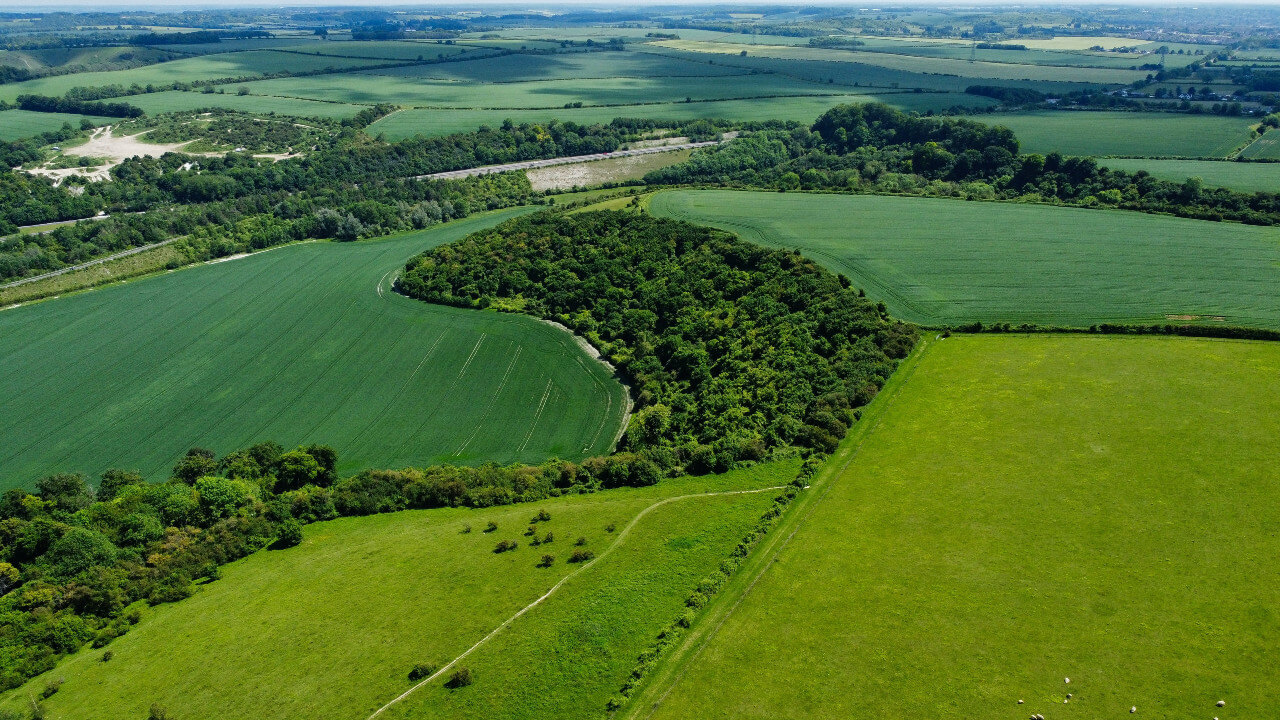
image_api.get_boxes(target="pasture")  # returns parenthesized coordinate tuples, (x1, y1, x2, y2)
(650, 189, 1280, 328)
(0, 109, 110, 140)
(1099, 158, 1280, 192)
(0, 209, 628, 489)
(122, 90, 367, 119)
(978, 111, 1257, 157)
(0, 462, 794, 720)
(632, 334, 1280, 720)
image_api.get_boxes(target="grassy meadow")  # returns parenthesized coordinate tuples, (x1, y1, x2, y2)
(650, 189, 1280, 328)
(0, 109, 112, 140)
(979, 111, 1257, 158)
(0, 462, 795, 720)
(1099, 158, 1280, 192)
(630, 334, 1280, 720)
(0, 209, 628, 489)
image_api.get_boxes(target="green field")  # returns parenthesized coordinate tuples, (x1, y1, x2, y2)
(1099, 158, 1280, 192)
(0, 51, 397, 102)
(123, 90, 367, 118)
(0, 209, 628, 488)
(364, 51, 745, 83)
(0, 109, 111, 140)
(1, 462, 793, 720)
(650, 190, 1280, 328)
(978, 111, 1257, 157)
(1238, 131, 1280, 160)
(630, 334, 1280, 720)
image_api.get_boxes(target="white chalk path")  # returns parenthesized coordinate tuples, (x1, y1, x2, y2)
(365, 483, 788, 719)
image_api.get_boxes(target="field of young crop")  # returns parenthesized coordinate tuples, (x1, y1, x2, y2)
(1099, 158, 1280, 192)
(0, 462, 795, 720)
(123, 90, 367, 118)
(978, 111, 1257, 157)
(650, 190, 1280, 328)
(0, 50, 395, 102)
(0, 108, 111, 140)
(650, 39, 1148, 84)
(629, 334, 1280, 720)
(0, 209, 628, 489)
(1238, 131, 1280, 160)
(366, 50, 745, 83)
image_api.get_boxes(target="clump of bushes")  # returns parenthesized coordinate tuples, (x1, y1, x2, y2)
(538, 554, 555, 568)
(445, 667, 473, 689)
(569, 549, 595, 563)
(484, 521, 498, 533)
(493, 540, 518, 553)
(408, 663, 437, 682)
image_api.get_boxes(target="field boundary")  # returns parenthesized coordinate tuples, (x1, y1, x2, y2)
(620, 337, 934, 720)
(365, 483, 789, 719)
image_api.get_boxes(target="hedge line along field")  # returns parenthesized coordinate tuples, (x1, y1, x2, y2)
(0, 208, 628, 489)
(977, 111, 1257, 158)
(0, 109, 111, 140)
(631, 334, 1280, 720)
(0, 462, 794, 720)
(1098, 158, 1280, 192)
(649, 189, 1280, 328)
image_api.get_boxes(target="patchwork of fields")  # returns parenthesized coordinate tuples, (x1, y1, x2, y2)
(0, 209, 628, 488)
(0, 463, 794, 720)
(630, 334, 1280, 720)
(650, 189, 1280, 328)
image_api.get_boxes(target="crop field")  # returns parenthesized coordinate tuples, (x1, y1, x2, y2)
(1238, 131, 1280, 160)
(848, 37, 1200, 69)
(0, 462, 794, 720)
(649, 40, 1148, 84)
(0, 50, 396, 102)
(122, 90, 367, 118)
(240, 71, 835, 108)
(0, 109, 111, 140)
(0, 209, 629, 488)
(650, 190, 1280, 328)
(364, 51, 745, 83)
(1099, 158, 1280, 192)
(279, 40, 478, 61)
(978, 111, 1257, 157)
(630, 334, 1280, 720)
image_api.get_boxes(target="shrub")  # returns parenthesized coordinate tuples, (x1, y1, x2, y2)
(483, 521, 497, 533)
(524, 525, 537, 537)
(605, 523, 616, 533)
(445, 667, 473, 688)
(460, 524, 471, 534)
(493, 540, 518, 553)
(575, 536, 587, 546)
(542, 532, 553, 544)
(569, 549, 595, 563)
(40, 678, 62, 699)
(538, 554, 555, 568)
(274, 519, 303, 549)
(532, 509, 551, 522)
(408, 663, 437, 681)
(148, 704, 171, 720)
(101, 650, 113, 662)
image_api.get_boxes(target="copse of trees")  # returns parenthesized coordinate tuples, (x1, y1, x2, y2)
(400, 211, 917, 473)
(16, 94, 143, 118)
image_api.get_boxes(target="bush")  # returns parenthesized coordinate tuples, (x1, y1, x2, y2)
(605, 523, 616, 533)
(493, 540, 518, 553)
(542, 532, 553, 544)
(524, 525, 537, 537)
(532, 509, 550, 522)
(538, 554, 555, 568)
(101, 650, 113, 662)
(484, 521, 497, 533)
(274, 519, 303, 549)
(460, 524, 471, 534)
(40, 677, 62, 699)
(408, 662, 437, 681)
(148, 704, 171, 720)
(569, 549, 595, 563)
(444, 667, 473, 688)
(575, 536, 587, 546)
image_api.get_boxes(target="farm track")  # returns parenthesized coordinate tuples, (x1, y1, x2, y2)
(366, 483, 790, 720)
(413, 140, 721, 181)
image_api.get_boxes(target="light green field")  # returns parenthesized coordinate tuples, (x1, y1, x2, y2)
(240, 71, 833, 108)
(1099, 158, 1280, 193)
(0, 51, 395, 102)
(1, 462, 793, 720)
(630, 334, 1280, 720)
(652, 40, 1146, 85)
(0, 109, 110, 140)
(366, 93, 985, 140)
(1238, 131, 1280, 160)
(0, 209, 627, 488)
(978, 111, 1256, 157)
(650, 190, 1280, 328)
(123, 90, 367, 118)
(280, 41, 478, 61)
(364, 51, 745, 83)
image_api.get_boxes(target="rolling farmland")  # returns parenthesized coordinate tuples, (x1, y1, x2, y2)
(1098, 158, 1280, 192)
(632, 334, 1280, 720)
(0, 109, 112, 140)
(0, 209, 628, 488)
(0, 463, 793, 720)
(650, 189, 1280, 328)
(977, 111, 1258, 157)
